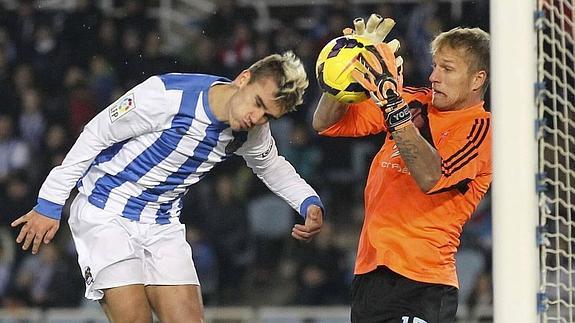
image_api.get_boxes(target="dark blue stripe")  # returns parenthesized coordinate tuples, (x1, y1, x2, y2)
(124, 123, 223, 219)
(94, 139, 130, 165)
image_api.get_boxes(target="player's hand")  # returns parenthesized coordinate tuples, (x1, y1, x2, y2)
(351, 43, 412, 132)
(344, 14, 395, 44)
(11, 209, 60, 255)
(292, 205, 323, 242)
(343, 13, 403, 81)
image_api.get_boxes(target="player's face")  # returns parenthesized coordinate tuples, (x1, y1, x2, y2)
(227, 71, 284, 131)
(429, 46, 483, 111)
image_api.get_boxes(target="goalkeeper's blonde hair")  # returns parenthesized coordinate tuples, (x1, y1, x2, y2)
(431, 27, 490, 95)
(247, 51, 309, 112)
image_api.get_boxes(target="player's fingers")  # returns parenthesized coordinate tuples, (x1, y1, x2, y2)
(376, 18, 396, 42)
(21, 230, 35, 251)
(351, 69, 378, 92)
(395, 56, 404, 68)
(15, 224, 29, 244)
(31, 233, 44, 255)
(342, 27, 354, 36)
(387, 39, 401, 53)
(44, 226, 58, 244)
(366, 14, 383, 33)
(11, 215, 28, 227)
(292, 227, 319, 241)
(353, 18, 365, 35)
(359, 50, 384, 75)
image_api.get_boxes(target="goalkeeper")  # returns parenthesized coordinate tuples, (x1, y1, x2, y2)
(313, 14, 492, 323)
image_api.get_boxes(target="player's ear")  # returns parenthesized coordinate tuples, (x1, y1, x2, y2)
(472, 70, 487, 92)
(234, 69, 251, 87)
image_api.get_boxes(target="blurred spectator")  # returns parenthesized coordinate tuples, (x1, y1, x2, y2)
(203, 174, 251, 303)
(218, 22, 255, 77)
(202, 0, 257, 40)
(96, 18, 121, 66)
(88, 54, 118, 108)
(0, 114, 30, 184)
(60, 0, 102, 68)
(247, 192, 294, 285)
(4, 243, 83, 308)
(141, 30, 180, 78)
(31, 24, 62, 91)
(186, 226, 218, 305)
(0, 228, 15, 303)
(407, 0, 443, 85)
(0, 170, 35, 227)
(291, 223, 348, 305)
(5, 0, 48, 63)
(18, 87, 46, 150)
(62, 66, 97, 136)
(284, 122, 322, 183)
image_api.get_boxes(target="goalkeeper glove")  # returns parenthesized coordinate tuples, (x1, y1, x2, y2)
(343, 13, 404, 90)
(351, 43, 412, 133)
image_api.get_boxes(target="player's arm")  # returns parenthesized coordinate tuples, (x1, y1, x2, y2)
(12, 76, 170, 254)
(237, 124, 324, 241)
(392, 125, 441, 191)
(312, 93, 349, 132)
(313, 14, 401, 136)
(351, 34, 441, 191)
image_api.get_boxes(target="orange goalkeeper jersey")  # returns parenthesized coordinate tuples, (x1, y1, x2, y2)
(320, 87, 492, 288)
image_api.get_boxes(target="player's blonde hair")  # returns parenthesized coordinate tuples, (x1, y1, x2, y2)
(247, 51, 309, 112)
(431, 27, 490, 95)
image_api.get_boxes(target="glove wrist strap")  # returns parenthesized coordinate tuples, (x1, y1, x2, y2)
(383, 101, 412, 133)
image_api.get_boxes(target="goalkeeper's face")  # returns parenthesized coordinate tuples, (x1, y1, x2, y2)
(429, 46, 485, 111)
(227, 71, 284, 131)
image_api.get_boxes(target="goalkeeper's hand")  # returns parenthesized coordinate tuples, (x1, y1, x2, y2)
(343, 13, 404, 93)
(351, 43, 412, 133)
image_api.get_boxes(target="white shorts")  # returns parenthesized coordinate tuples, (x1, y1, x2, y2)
(68, 193, 199, 300)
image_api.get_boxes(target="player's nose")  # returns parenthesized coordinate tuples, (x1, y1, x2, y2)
(429, 68, 440, 83)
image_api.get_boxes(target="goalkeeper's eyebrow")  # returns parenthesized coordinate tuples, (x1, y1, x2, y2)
(256, 95, 279, 120)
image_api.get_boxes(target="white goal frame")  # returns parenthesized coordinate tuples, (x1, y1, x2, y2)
(491, 0, 539, 323)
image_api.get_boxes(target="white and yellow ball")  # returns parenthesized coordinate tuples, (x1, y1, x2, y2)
(316, 35, 373, 104)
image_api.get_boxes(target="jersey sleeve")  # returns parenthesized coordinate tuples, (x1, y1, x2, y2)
(319, 100, 387, 137)
(427, 116, 492, 194)
(319, 87, 432, 138)
(236, 124, 323, 218)
(35, 76, 172, 220)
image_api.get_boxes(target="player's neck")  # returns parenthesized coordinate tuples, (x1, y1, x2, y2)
(209, 83, 236, 123)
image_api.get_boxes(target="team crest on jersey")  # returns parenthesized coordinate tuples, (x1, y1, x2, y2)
(109, 93, 136, 123)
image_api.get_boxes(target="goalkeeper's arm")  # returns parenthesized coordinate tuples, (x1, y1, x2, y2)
(353, 43, 442, 192)
(312, 93, 349, 132)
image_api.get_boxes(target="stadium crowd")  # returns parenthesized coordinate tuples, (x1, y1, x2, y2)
(0, 0, 492, 317)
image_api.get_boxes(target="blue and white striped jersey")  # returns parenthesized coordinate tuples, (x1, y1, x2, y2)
(35, 73, 322, 224)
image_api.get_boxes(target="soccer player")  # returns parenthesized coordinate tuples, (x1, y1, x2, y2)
(11, 51, 324, 323)
(313, 14, 491, 323)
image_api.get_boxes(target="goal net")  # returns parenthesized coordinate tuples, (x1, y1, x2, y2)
(537, 0, 575, 322)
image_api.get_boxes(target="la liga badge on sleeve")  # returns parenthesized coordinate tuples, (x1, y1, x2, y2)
(109, 93, 136, 122)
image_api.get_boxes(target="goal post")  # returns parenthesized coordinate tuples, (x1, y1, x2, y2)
(491, 0, 539, 322)
(535, 0, 575, 322)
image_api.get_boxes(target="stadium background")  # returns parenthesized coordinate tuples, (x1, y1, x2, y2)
(0, 0, 492, 321)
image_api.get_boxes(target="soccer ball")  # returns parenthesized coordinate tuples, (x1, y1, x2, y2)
(316, 34, 373, 104)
